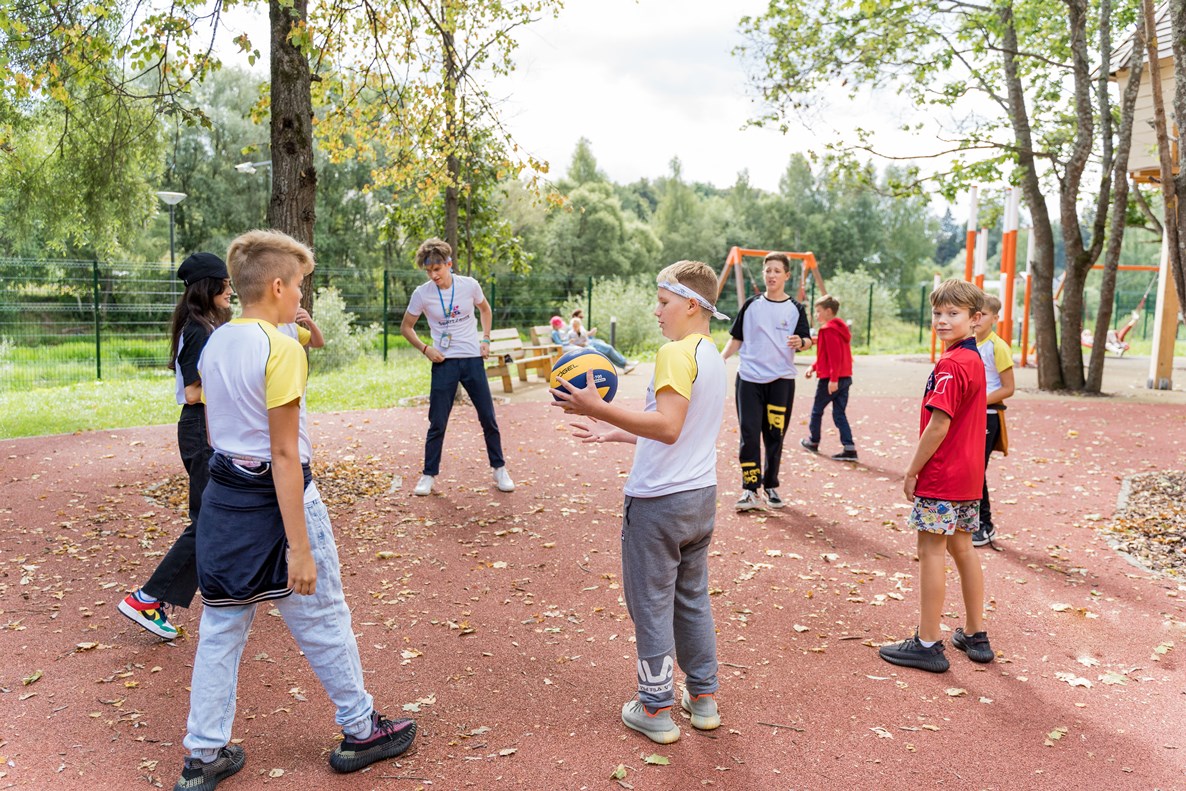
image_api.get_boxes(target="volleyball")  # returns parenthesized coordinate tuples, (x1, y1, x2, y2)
(550, 349, 618, 402)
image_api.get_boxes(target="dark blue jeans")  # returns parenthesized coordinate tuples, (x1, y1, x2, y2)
(807, 377, 854, 450)
(424, 356, 505, 476)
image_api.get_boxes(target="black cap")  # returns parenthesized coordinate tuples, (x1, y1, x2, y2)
(177, 252, 228, 285)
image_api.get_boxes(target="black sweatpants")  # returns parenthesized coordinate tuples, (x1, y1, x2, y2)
(736, 377, 795, 491)
(981, 411, 1001, 529)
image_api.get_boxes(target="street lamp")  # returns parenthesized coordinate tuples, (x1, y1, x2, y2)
(155, 191, 187, 269)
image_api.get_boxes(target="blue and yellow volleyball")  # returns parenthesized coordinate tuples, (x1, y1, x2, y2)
(550, 349, 618, 402)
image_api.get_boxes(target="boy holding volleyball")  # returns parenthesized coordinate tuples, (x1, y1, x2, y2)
(553, 260, 728, 744)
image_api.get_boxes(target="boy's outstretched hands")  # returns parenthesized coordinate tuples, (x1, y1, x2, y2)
(570, 416, 632, 445)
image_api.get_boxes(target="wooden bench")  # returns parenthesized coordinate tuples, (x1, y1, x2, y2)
(530, 325, 565, 364)
(485, 328, 557, 393)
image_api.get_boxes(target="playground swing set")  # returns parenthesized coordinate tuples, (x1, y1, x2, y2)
(715, 247, 827, 307)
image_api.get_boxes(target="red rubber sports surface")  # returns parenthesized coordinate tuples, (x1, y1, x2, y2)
(1, 394, 1183, 789)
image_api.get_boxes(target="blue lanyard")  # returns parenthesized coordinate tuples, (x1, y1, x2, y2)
(436, 281, 455, 337)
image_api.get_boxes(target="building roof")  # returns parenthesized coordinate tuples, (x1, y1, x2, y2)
(1110, 1, 1172, 75)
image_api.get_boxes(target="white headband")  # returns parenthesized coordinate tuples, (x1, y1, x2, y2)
(658, 281, 730, 321)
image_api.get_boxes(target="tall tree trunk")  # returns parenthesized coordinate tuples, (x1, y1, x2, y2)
(1166, 0, 1186, 309)
(270, 0, 317, 308)
(442, 25, 460, 256)
(1144, 0, 1183, 318)
(1087, 14, 1145, 393)
(1057, 0, 1110, 392)
(1000, 3, 1063, 389)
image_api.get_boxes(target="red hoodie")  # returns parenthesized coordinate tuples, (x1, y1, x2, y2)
(812, 317, 853, 379)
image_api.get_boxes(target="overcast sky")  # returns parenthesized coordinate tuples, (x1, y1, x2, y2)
(219, 0, 934, 195)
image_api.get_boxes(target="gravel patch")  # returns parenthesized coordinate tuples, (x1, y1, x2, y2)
(1103, 470, 1186, 578)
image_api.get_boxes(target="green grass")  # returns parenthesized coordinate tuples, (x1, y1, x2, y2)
(0, 350, 435, 439)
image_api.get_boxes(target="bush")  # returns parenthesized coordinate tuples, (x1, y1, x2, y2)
(310, 286, 368, 372)
(564, 275, 664, 354)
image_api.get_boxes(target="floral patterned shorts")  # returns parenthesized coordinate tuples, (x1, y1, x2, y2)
(909, 497, 980, 535)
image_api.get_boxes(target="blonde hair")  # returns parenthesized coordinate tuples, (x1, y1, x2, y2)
(982, 294, 1002, 316)
(815, 294, 840, 313)
(930, 279, 985, 314)
(656, 260, 719, 307)
(225, 230, 314, 305)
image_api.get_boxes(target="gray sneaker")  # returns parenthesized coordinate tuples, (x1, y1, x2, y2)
(173, 745, 245, 791)
(878, 631, 950, 673)
(735, 490, 763, 512)
(952, 627, 995, 663)
(680, 689, 720, 730)
(764, 488, 785, 508)
(621, 699, 680, 744)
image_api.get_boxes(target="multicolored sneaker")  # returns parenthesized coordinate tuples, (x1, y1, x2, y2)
(680, 689, 721, 730)
(172, 745, 245, 791)
(621, 699, 680, 744)
(329, 711, 417, 773)
(119, 590, 179, 640)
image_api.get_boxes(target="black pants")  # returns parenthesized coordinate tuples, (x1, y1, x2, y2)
(736, 377, 795, 491)
(424, 356, 505, 476)
(141, 404, 209, 607)
(981, 411, 1001, 529)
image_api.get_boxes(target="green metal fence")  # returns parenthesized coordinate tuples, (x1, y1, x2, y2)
(0, 259, 594, 392)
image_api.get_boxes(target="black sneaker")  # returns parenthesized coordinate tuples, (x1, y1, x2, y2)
(952, 627, 995, 663)
(830, 449, 859, 462)
(764, 488, 785, 508)
(173, 745, 245, 791)
(799, 438, 819, 453)
(878, 631, 950, 673)
(329, 711, 417, 773)
(971, 524, 997, 547)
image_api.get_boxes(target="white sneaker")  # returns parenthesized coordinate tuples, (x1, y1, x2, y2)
(735, 490, 763, 511)
(413, 475, 434, 496)
(624, 360, 638, 374)
(493, 466, 515, 492)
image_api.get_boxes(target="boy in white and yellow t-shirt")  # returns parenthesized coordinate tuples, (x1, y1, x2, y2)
(171, 230, 416, 791)
(973, 294, 1014, 547)
(553, 260, 728, 745)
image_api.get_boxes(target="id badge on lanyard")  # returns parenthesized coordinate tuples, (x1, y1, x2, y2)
(437, 282, 456, 351)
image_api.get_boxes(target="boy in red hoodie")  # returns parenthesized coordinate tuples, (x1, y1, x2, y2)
(800, 295, 858, 461)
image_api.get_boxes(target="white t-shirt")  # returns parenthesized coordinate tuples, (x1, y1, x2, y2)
(729, 294, 812, 383)
(624, 334, 726, 498)
(199, 318, 313, 464)
(407, 275, 486, 359)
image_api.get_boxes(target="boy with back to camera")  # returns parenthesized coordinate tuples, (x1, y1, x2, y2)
(800, 294, 858, 461)
(879, 280, 995, 673)
(552, 260, 728, 744)
(973, 294, 1014, 548)
(721, 252, 812, 511)
(172, 230, 415, 791)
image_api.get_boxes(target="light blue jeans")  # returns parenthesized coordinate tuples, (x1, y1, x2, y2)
(183, 484, 374, 758)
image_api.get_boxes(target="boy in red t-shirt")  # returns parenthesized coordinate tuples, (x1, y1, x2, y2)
(800, 294, 857, 461)
(879, 280, 994, 673)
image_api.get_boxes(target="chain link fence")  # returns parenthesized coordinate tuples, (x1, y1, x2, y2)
(0, 259, 596, 392)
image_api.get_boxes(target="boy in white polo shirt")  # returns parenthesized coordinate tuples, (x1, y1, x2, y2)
(721, 252, 812, 511)
(172, 230, 416, 791)
(553, 260, 728, 745)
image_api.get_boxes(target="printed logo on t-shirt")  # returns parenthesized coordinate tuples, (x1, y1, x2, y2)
(926, 371, 954, 395)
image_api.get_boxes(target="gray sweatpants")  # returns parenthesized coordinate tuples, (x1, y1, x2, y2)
(621, 485, 719, 711)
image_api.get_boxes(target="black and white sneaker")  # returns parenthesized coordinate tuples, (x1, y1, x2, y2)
(735, 490, 763, 512)
(172, 745, 245, 791)
(972, 524, 997, 548)
(764, 488, 785, 509)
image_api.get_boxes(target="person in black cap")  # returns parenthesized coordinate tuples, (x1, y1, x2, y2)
(118, 252, 233, 640)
